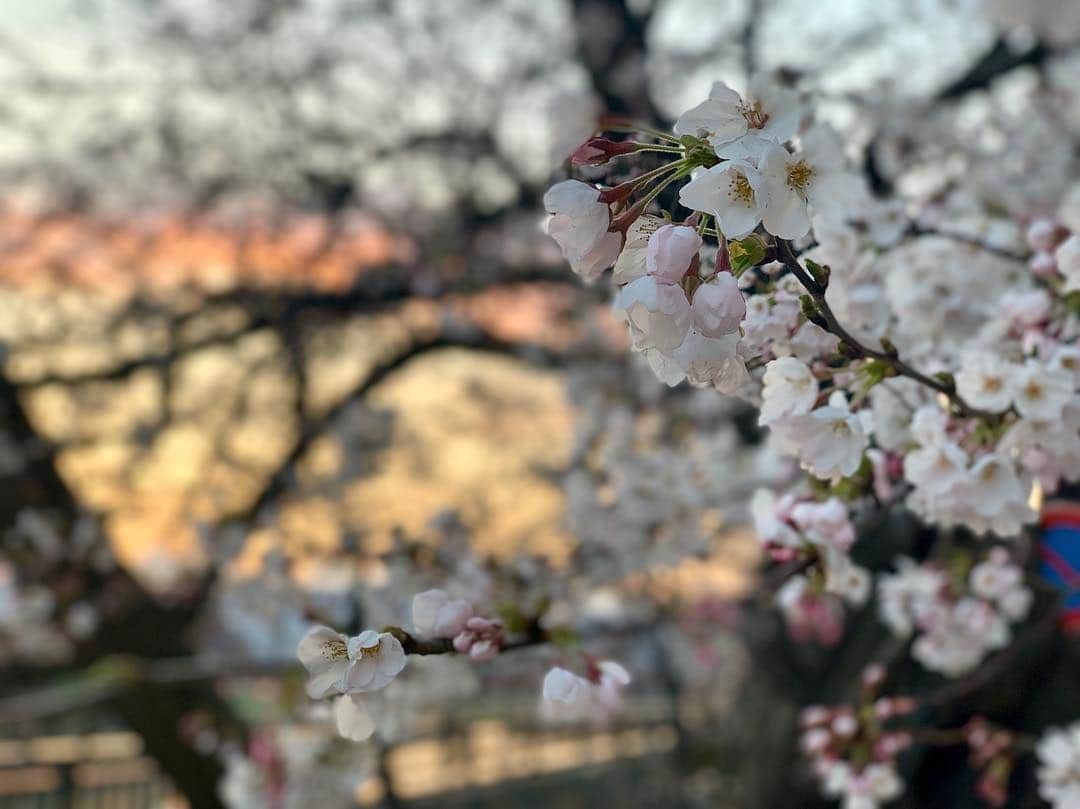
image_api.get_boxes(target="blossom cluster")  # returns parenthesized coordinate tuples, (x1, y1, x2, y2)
(298, 586, 631, 742)
(276, 68, 1080, 807)
(412, 588, 505, 661)
(799, 667, 914, 809)
(538, 72, 1080, 807)
(963, 718, 1018, 808)
(540, 659, 631, 725)
(297, 626, 407, 740)
(752, 489, 869, 644)
(1037, 720, 1080, 808)
(877, 548, 1032, 677)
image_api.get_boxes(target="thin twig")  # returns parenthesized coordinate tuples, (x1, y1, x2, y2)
(775, 239, 1005, 420)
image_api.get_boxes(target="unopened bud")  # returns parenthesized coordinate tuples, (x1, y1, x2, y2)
(831, 711, 858, 738)
(1029, 250, 1058, 278)
(572, 137, 641, 166)
(804, 258, 831, 290)
(878, 337, 898, 357)
(800, 294, 825, 328)
(861, 663, 886, 691)
(1026, 219, 1061, 253)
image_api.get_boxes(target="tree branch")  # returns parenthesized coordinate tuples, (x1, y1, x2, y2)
(775, 239, 1006, 420)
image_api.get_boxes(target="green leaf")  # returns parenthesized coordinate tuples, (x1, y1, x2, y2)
(729, 235, 766, 273)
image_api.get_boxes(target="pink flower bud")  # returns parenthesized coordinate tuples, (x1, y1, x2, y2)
(802, 728, 832, 753)
(468, 640, 499, 661)
(975, 773, 1008, 808)
(800, 705, 832, 728)
(831, 711, 858, 738)
(874, 732, 912, 760)
(1026, 219, 1060, 252)
(646, 225, 702, 284)
(861, 663, 886, 691)
(691, 272, 746, 336)
(874, 698, 894, 720)
(1029, 250, 1057, 278)
(466, 616, 499, 633)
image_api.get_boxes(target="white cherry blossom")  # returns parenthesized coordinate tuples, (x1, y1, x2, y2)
(1012, 360, 1073, 420)
(759, 125, 860, 240)
(790, 498, 856, 552)
(646, 224, 702, 283)
(342, 630, 407, 693)
(771, 391, 869, 481)
(751, 488, 802, 550)
(412, 589, 473, 639)
(690, 272, 746, 336)
(759, 357, 818, 426)
(297, 625, 352, 699)
(955, 353, 1017, 413)
(334, 695, 376, 742)
(613, 276, 692, 352)
(612, 215, 663, 284)
(1037, 722, 1080, 808)
(823, 761, 903, 809)
(673, 78, 800, 162)
(678, 161, 767, 239)
(645, 329, 746, 391)
(1055, 235, 1080, 293)
(540, 661, 630, 724)
(543, 180, 621, 281)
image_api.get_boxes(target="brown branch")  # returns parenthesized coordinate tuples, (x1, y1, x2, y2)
(15, 314, 273, 388)
(220, 329, 590, 530)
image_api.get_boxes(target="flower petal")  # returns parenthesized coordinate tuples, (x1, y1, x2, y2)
(334, 695, 375, 741)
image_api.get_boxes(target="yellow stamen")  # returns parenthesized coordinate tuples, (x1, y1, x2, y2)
(323, 639, 349, 661)
(786, 160, 815, 194)
(728, 172, 755, 205)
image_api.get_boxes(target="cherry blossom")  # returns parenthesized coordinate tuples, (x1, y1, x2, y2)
(759, 125, 860, 240)
(673, 78, 800, 162)
(297, 625, 354, 699)
(343, 630, 407, 693)
(759, 357, 818, 426)
(955, 353, 1017, 413)
(823, 762, 903, 809)
(540, 660, 630, 725)
(1055, 235, 1080, 293)
(543, 180, 621, 280)
(646, 224, 702, 283)
(690, 272, 746, 337)
(613, 276, 692, 352)
(877, 551, 1030, 676)
(1037, 722, 1080, 808)
(412, 589, 474, 639)
(771, 391, 870, 482)
(679, 161, 768, 238)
